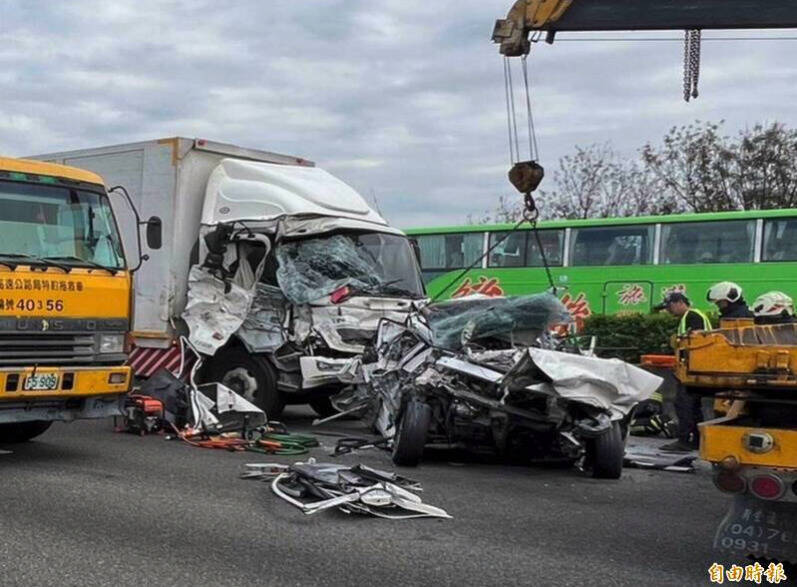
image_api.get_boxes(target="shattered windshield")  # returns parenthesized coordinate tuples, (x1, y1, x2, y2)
(0, 180, 125, 269)
(276, 231, 424, 304)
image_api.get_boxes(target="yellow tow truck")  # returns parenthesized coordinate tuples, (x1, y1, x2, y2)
(493, 0, 797, 565)
(676, 321, 797, 563)
(0, 157, 159, 442)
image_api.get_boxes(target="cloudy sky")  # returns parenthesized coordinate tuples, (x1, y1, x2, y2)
(1, 1, 796, 227)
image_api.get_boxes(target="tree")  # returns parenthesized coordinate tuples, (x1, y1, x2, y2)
(466, 194, 524, 225)
(470, 143, 677, 223)
(642, 120, 797, 212)
(731, 123, 797, 210)
(470, 120, 797, 224)
(536, 143, 674, 219)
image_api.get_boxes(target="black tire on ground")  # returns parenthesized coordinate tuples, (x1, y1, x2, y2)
(308, 396, 338, 418)
(586, 421, 624, 479)
(392, 399, 431, 467)
(0, 421, 52, 443)
(204, 346, 285, 419)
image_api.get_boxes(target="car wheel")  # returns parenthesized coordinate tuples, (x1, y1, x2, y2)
(586, 421, 624, 479)
(205, 346, 284, 419)
(392, 399, 431, 467)
(0, 421, 53, 443)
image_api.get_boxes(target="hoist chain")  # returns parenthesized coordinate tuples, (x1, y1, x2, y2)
(523, 192, 539, 223)
(683, 29, 702, 102)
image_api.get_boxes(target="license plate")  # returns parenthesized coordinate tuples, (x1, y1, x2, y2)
(23, 373, 59, 391)
(714, 495, 797, 563)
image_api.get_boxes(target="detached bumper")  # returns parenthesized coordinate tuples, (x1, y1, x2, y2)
(0, 393, 125, 423)
(299, 356, 361, 388)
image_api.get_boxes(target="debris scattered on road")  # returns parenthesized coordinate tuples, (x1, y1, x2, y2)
(242, 458, 451, 519)
(331, 436, 391, 456)
(623, 445, 697, 473)
(130, 367, 319, 455)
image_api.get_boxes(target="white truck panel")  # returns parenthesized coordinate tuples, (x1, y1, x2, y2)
(30, 138, 313, 349)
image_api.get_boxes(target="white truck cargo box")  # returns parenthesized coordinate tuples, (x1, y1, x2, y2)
(31, 138, 313, 350)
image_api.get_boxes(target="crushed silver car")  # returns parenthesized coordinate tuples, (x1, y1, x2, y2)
(334, 293, 662, 479)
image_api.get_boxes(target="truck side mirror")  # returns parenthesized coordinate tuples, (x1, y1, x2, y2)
(146, 217, 163, 250)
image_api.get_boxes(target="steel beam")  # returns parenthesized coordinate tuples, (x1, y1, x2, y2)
(535, 0, 797, 31)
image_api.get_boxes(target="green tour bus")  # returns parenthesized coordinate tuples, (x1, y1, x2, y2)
(406, 209, 797, 328)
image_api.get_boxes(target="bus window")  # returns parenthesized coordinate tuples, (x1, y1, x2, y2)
(525, 229, 564, 266)
(416, 233, 484, 270)
(763, 219, 797, 261)
(570, 225, 653, 266)
(660, 220, 755, 264)
(488, 231, 526, 267)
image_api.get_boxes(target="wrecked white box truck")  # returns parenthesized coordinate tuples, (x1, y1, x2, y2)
(32, 138, 425, 417)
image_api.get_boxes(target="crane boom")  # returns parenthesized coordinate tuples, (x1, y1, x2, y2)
(494, 0, 797, 55)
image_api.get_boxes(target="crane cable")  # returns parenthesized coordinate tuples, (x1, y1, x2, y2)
(510, 53, 555, 292)
(430, 55, 554, 303)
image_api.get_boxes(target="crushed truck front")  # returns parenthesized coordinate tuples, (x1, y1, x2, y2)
(0, 157, 132, 438)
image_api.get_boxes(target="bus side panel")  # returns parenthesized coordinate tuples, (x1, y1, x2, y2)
(425, 263, 797, 324)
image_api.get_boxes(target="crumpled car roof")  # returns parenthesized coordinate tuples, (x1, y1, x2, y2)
(423, 292, 571, 350)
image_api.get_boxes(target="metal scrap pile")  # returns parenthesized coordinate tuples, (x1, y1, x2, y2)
(131, 368, 318, 455)
(333, 293, 662, 478)
(242, 459, 451, 519)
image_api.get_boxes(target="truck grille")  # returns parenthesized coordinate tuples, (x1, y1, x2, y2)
(0, 333, 96, 365)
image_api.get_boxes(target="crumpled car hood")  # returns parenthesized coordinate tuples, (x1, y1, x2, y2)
(424, 293, 571, 350)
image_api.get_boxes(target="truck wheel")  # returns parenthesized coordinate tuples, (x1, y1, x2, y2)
(205, 347, 284, 419)
(0, 421, 52, 443)
(585, 421, 624, 479)
(392, 400, 431, 467)
(308, 397, 338, 418)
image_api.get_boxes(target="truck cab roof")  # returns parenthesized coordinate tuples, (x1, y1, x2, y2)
(202, 158, 389, 227)
(0, 156, 105, 186)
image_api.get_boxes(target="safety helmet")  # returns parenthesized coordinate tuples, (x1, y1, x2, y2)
(706, 281, 743, 304)
(752, 291, 795, 318)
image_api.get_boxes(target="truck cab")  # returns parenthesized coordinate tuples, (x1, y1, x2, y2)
(187, 158, 425, 417)
(30, 138, 424, 419)
(0, 157, 134, 441)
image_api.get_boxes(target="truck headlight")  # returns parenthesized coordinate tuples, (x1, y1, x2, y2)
(99, 334, 125, 354)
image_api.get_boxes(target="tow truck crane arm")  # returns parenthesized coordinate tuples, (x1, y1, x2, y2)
(494, 0, 797, 55)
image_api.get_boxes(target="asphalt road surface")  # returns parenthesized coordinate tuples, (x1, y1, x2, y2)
(0, 410, 738, 586)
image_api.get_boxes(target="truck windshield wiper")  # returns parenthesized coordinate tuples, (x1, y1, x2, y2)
(42, 256, 119, 275)
(0, 253, 71, 272)
(347, 278, 422, 299)
(378, 284, 424, 299)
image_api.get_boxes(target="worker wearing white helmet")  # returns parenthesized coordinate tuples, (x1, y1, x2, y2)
(706, 281, 753, 319)
(752, 291, 796, 325)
